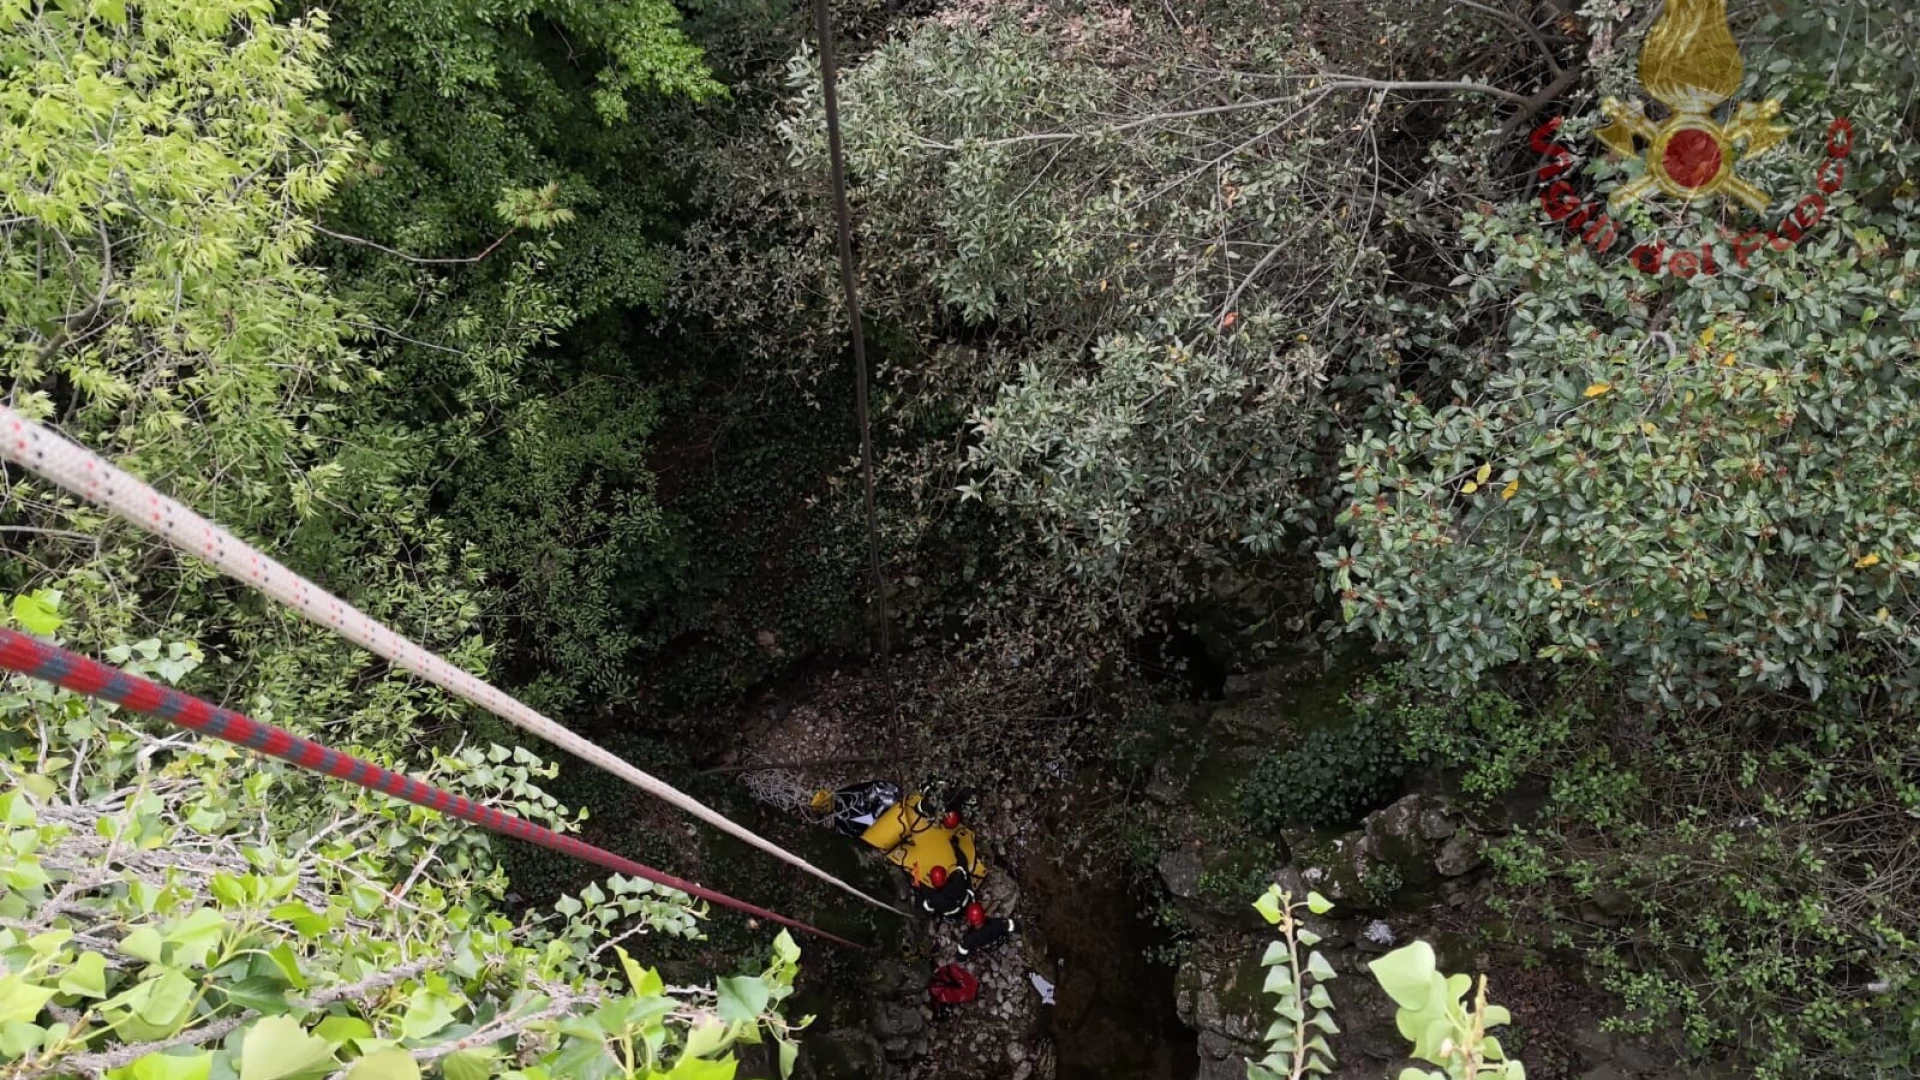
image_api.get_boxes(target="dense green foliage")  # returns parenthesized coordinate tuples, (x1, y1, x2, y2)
(0, 594, 802, 1079)
(1242, 679, 1404, 830)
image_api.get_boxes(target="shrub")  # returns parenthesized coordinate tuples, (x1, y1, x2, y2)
(1480, 687, 1920, 1077)
(1243, 685, 1404, 831)
(1326, 9, 1920, 707)
(1391, 673, 1582, 803)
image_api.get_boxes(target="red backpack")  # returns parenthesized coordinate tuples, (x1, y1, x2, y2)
(928, 964, 979, 1005)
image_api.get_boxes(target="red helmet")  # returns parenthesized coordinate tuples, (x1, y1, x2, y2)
(965, 902, 987, 929)
(942, 811, 961, 829)
(928, 865, 948, 888)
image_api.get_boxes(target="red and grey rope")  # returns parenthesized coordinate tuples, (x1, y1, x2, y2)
(0, 628, 861, 948)
(0, 405, 900, 916)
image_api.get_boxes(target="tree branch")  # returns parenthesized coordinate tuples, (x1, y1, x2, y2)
(310, 223, 516, 265)
(1452, 0, 1564, 76)
(917, 79, 1533, 151)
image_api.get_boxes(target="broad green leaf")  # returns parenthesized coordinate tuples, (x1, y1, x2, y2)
(1484, 1004, 1511, 1027)
(778, 1037, 798, 1079)
(223, 977, 291, 1015)
(399, 991, 456, 1040)
(59, 951, 108, 997)
(441, 1048, 493, 1080)
(1296, 928, 1322, 947)
(665, 1055, 735, 1080)
(164, 909, 228, 969)
(1306, 951, 1336, 982)
(1413, 1017, 1454, 1065)
(313, 1016, 372, 1044)
(0, 1020, 43, 1056)
(266, 944, 308, 991)
(771, 931, 800, 967)
(1308, 1010, 1339, 1034)
(616, 947, 663, 998)
(1367, 942, 1436, 1009)
(1306, 984, 1332, 1010)
(1259, 941, 1287, 967)
(345, 1049, 418, 1080)
(1262, 965, 1294, 995)
(119, 927, 165, 965)
(1305, 892, 1333, 915)
(1252, 888, 1283, 925)
(114, 1051, 216, 1080)
(716, 977, 770, 1023)
(239, 1016, 338, 1080)
(11, 592, 62, 635)
(683, 1021, 731, 1059)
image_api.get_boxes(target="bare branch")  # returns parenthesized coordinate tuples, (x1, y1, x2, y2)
(917, 79, 1532, 151)
(310, 223, 516, 266)
(1451, 0, 1564, 76)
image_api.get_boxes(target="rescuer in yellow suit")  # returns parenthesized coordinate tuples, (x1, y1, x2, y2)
(812, 782, 987, 887)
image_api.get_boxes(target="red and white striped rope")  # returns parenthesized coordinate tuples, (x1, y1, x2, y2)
(0, 405, 901, 915)
(0, 627, 861, 948)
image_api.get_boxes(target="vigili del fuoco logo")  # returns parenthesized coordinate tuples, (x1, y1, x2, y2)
(1528, 0, 1853, 279)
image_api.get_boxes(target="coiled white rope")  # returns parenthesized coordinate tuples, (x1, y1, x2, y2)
(0, 405, 901, 915)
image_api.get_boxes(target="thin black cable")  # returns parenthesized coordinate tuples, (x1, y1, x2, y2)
(811, 0, 889, 664)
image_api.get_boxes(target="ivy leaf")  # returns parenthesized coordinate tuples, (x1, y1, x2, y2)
(1260, 942, 1288, 967)
(616, 946, 663, 997)
(345, 1049, 418, 1080)
(1296, 928, 1322, 947)
(1305, 892, 1333, 915)
(11, 592, 62, 635)
(778, 1037, 799, 1080)
(1484, 1005, 1511, 1028)
(239, 1016, 338, 1080)
(716, 977, 771, 1024)
(1307, 984, 1333, 1010)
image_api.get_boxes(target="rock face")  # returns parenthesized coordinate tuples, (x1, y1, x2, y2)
(1434, 832, 1484, 877)
(1285, 794, 1484, 911)
(1175, 938, 1269, 1072)
(1158, 848, 1205, 902)
(795, 1028, 885, 1080)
